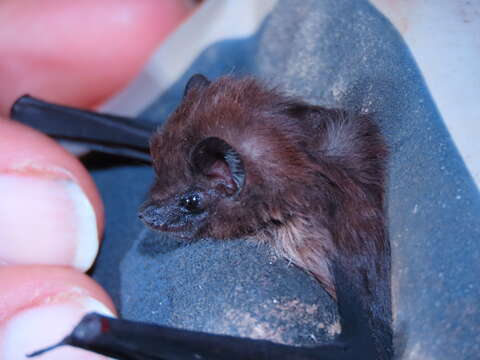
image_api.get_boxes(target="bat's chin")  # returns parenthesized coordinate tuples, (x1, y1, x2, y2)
(167, 229, 199, 241)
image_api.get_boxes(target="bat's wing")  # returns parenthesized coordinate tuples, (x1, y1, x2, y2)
(10, 95, 155, 162)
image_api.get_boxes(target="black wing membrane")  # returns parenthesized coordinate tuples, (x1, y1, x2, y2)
(10, 95, 155, 162)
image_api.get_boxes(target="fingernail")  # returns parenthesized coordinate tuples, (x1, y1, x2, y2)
(0, 296, 114, 360)
(0, 173, 98, 272)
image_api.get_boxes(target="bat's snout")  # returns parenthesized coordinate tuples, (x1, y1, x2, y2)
(138, 204, 166, 229)
(138, 203, 196, 234)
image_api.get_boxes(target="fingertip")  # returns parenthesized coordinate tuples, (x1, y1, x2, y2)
(1, 300, 114, 360)
(0, 266, 116, 322)
(0, 267, 116, 359)
(0, 118, 104, 232)
(0, 118, 104, 271)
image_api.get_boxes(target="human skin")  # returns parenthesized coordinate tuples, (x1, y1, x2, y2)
(0, 0, 196, 358)
(0, 0, 196, 116)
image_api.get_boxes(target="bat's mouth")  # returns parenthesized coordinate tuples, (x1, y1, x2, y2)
(139, 216, 197, 240)
(154, 221, 192, 234)
(149, 222, 205, 242)
(150, 222, 187, 232)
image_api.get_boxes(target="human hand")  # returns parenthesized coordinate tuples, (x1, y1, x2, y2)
(0, 0, 196, 358)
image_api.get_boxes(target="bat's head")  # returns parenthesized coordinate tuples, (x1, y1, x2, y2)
(139, 134, 246, 240)
(139, 74, 387, 242)
(140, 131, 247, 241)
(139, 74, 315, 240)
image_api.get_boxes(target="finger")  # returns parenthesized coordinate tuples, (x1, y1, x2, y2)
(0, 266, 116, 360)
(0, 0, 196, 115)
(0, 118, 104, 271)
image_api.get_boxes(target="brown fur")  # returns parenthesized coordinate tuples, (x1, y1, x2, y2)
(144, 76, 391, 359)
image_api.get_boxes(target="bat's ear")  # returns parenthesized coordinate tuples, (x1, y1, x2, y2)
(183, 74, 211, 97)
(190, 137, 245, 196)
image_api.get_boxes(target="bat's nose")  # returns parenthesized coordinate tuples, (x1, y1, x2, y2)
(138, 203, 189, 233)
(138, 204, 161, 227)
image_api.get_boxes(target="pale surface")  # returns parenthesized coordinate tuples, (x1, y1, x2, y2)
(371, 0, 480, 187)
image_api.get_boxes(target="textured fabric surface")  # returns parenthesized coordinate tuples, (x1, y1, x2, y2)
(91, 0, 480, 358)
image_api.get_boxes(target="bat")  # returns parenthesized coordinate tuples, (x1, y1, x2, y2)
(140, 74, 392, 359)
(18, 74, 392, 359)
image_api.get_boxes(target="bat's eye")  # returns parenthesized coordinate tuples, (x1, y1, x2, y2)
(180, 192, 203, 213)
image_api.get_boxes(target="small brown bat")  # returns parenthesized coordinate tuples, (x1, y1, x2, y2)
(140, 74, 392, 359)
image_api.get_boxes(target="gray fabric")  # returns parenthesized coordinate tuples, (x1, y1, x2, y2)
(91, 0, 480, 358)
